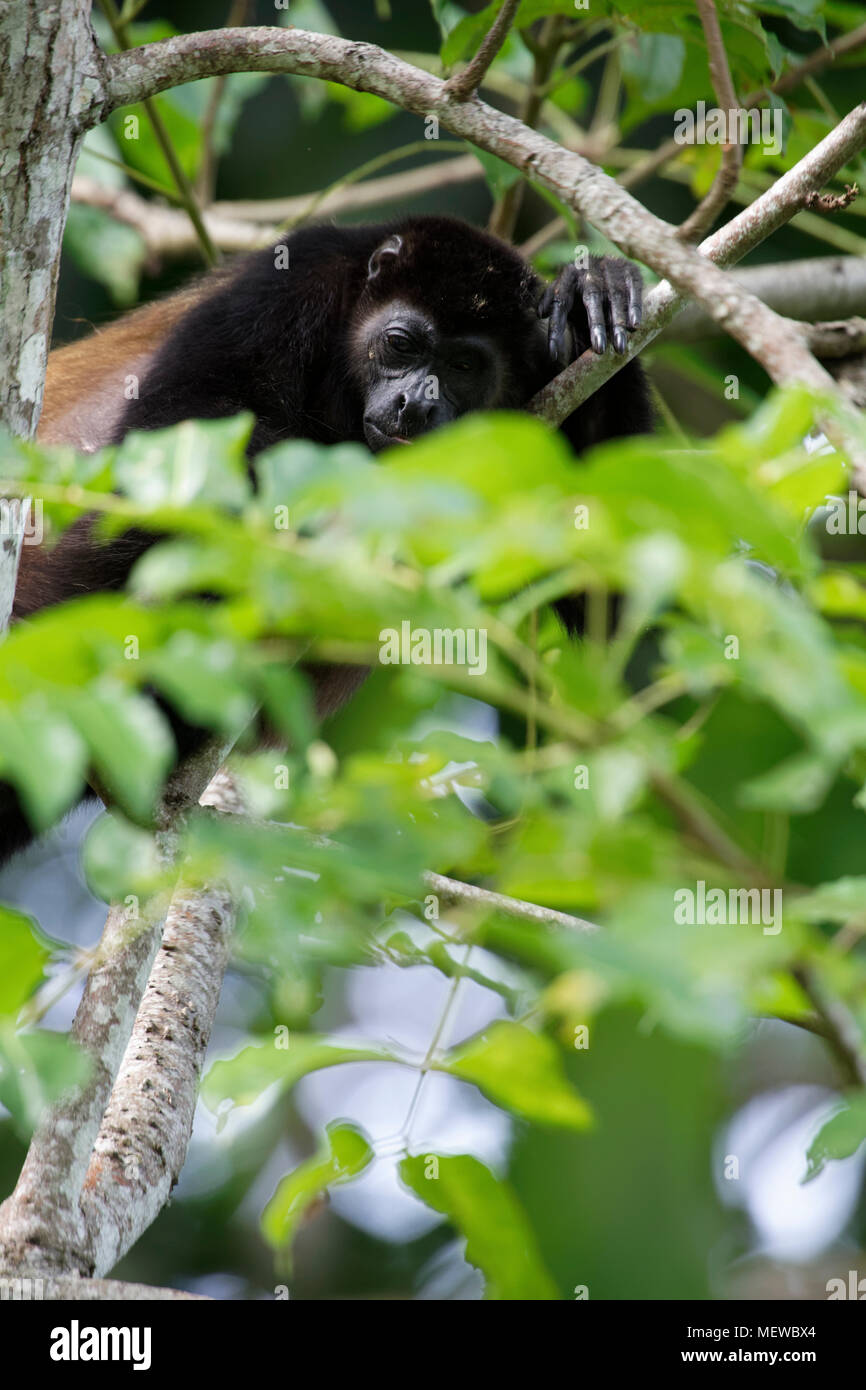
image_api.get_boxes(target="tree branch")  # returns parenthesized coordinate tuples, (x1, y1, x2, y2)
(751, 20, 866, 101)
(0, 0, 104, 437)
(71, 174, 268, 257)
(487, 15, 566, 242)
(424, 870, 599, 934)
(214, 152, 482, 221)
(619, 22, 866, 198)
(98, 0, 218, 263)
(78, 770, 245, 1276)
(71, 154, 486, 261)
(677, 0, 743, 242)
(0, 501, 30, 632)
(195, 0, 255, 206)
(88, 30, 865, 444)
(666, 256, 866, 342)
(793, 965, 866, 1088)
(527, 101, 866, 426)
(443, 0, 520, 102)
(0, 738, 237, 1276)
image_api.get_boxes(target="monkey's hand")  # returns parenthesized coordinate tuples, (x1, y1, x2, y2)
(537, 256, 643, 367)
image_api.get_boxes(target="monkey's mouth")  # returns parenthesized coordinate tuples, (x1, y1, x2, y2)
(363, 420, 413, 451)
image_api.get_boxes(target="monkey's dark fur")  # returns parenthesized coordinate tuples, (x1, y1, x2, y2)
(4, 215, 652, 864)
(114, 217, 650, 453)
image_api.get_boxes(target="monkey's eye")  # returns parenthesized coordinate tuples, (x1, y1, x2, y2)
(384, 331, 414, 356)
(451, 360, 474, 373)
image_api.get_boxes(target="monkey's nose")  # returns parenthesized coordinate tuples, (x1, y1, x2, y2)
(396, 394, 434, 435)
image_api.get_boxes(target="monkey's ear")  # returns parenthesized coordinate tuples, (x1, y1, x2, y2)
(367, 234, 403, 280)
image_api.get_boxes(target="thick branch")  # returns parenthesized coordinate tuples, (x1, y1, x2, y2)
(10, 1276, 210, 1300)
(71, 155, 484, 260)
(90, 32, 864, 434)
(0, 738, 234, 1276)
(0, 501, 29, 632)
(79, 771, 244, 1276)
(528, 102, 866, 425)
(666, 257, 866, 342)
(0, 1, 105, 436)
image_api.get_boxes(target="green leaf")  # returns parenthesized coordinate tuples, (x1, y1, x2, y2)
(114, 416, 254, 509)
(0, 705, 88, 831)
(439, 1020, 592, 1128)
(739, 751, 837, 813)
(804, 1092, 866, 1181)
(256, 664, 316, 748)
(441, 2, 497, 66)
(324, 84, 396, 130)
(261, 1122, 373, 1255)
(472, 148, 522, 199)
(621, 33, 685, 103)
(400, 1152, 558, 1299)
(0, 909, 50, 1017)
(795, 878, 866, 926)
(143, 633, 257, 735)
(63, 205, 147, 308)
(202, 1035, 396, 1115)
(0, 1027, 90, 1139)
(64, 684, 174, 823)
(82, 812, 164, 902)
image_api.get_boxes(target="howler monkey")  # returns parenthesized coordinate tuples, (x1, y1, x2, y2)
(5, 215, 651, 863)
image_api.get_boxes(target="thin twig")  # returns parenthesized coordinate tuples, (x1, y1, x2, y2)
(99, 0, 219, 264)
(424, 870, 599, 934)
(793, 966, 866, 1087)
(444, 0, 520, 102)
(620, 21, 866, 197)
(677, 0, 743, 241)
(488, 15, 566, 241)
(195, 0, 254, 205)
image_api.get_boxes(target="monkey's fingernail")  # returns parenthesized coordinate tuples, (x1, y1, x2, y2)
(613, 328, 628, 354)
(591, 327, 606, 354)
(628, 311, 640, 329)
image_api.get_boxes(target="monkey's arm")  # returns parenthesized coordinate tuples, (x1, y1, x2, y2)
(536, 256, 653, 451)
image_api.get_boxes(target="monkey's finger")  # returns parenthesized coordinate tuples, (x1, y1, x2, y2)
(548, 295, 571, 363)
(626, 265, 643, 330)
(605, 275, 631, 355)
(581, 273, 607, 354)
(537, 284, 555, 318)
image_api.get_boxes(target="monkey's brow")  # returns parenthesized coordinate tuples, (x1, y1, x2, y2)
(381, 310, 432, 333)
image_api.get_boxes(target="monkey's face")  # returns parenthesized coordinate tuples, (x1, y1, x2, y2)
(355, 302, 506, 452)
